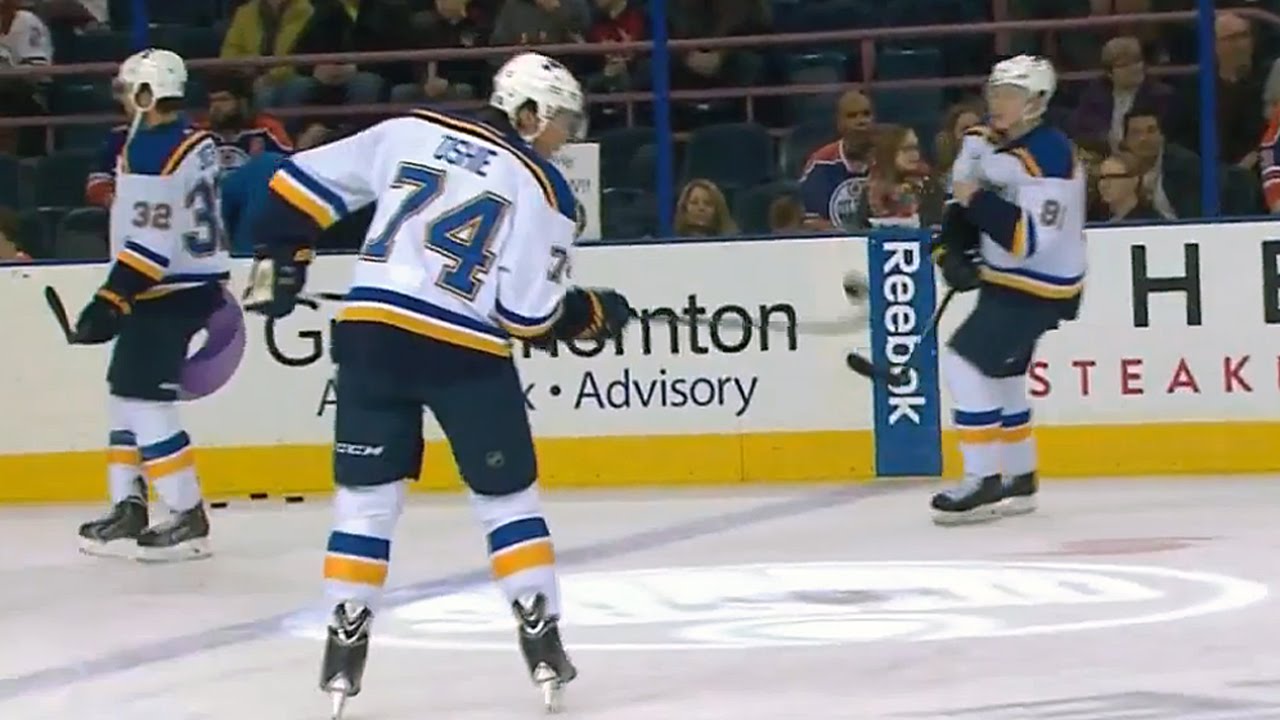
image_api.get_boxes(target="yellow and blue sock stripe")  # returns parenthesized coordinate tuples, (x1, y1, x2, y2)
(324, 531, 391, 586)
(139, 431, 195, 481)
(488, 516, 555, 580)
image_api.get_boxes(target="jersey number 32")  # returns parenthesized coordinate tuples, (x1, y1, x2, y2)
(359, 162, 510, 301)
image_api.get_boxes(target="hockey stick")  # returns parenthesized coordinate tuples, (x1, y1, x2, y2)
(297, 272, 873, 338)
(845, 287, 957, 388)
(43, 286, 75, 344)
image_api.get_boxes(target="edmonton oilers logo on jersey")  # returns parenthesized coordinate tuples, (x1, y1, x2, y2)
(217, 143, 251, 171)
(828, 176, 867, 229)
(179, 287, 247, 400)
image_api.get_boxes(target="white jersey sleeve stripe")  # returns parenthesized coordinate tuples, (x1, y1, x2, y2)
(337, 286, 512, 357)
(268, 161, 350, 228)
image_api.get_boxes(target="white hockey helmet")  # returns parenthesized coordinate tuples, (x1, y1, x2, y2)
(490, 52, 586, 141)
(986, 54, 1056, 122)
(115, 48, 187, 112)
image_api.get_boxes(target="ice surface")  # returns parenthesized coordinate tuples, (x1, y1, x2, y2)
(1, 477, 1278, 719)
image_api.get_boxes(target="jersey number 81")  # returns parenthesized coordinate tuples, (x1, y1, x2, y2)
(359, 162, 510, 301)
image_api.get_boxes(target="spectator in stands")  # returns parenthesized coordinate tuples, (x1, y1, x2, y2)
(674, 178, 738, 237)
(934, 99, 983, 176)
(38, 0, 106, 30)
(799, 90, 874, 231)
(768, 194, 804, 234)
(1075, 135, 1110, 221)
(1168, 11, 1266, 168)
(200, 73, 296, 170)
(1260, 60, 1280, 213)
(491, 0, 589, 53)
(866, 125, 943, 228)
(391, 0, 491, 105)
(1094, 150, 1163, 222)
(667, 0, 768, 92)
(583, 0, 645, 94)
(0, 0, 52, 157)
(1122, 105, 1197, 219)
(280, 0, 417, 121)
(1068, 35, 1172, 152)
(0, 206, 27, 261)
(220, 0, 315, 109)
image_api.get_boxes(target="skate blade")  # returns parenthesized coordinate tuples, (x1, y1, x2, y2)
(134, 538, 213, 563)
(78, 537, 139, 559)
(329, 689, 349, 720)
(931, 506, 1001, 526)
(532, 664, 569, 713)
(540, 679, 565, 713)
(1000, 495, 1037, 516)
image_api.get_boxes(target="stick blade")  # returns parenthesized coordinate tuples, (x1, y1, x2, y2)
(845, 351, 882, 379)
(43, 285, 74, 343)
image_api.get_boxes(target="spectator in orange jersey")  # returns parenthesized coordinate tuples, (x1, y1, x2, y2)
(799, 90, 875, 231)
(196, 72, 295, 171)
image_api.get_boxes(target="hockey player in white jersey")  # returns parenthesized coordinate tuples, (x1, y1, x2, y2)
(72, 48, 228, 560)
(243, 52, 631, 716)
(928, 55, 1086, 525)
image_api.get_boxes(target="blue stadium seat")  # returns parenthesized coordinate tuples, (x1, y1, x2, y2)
(55, 207, 110, 260)
(599, 127, 656, 190)
(0, 154, 21, 208)
(601, 188, 655, 240)
(66, 31, 132, 64)
(682, 122, 775, 190)
(15, 207, 67, 259)
(50, 80, 116, 116)
(783, 53, 847, 126)
(147, 0, 221, 26)
(873, 47, 943, 142)
(31, 151, 95, 209)
(779, 118, 836, 179)
(151, 26, 223, 60)
(734, 181, 802, 234)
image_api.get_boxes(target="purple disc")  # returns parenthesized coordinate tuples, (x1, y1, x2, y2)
(179, 287, 247, 400)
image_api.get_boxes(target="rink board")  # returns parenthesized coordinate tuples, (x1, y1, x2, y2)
(1, 222, 1278, 502)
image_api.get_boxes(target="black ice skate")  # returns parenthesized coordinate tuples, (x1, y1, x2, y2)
(513, 593, 577, 713)
(135, 504, 212, 562)
(78, 495, 149, 558)
(320, 601, 373, 720)
(931, 474, 1004, 526)
(1000, 471, 1038, 517)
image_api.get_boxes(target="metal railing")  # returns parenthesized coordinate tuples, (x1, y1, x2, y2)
(0, 5, 1271, 232)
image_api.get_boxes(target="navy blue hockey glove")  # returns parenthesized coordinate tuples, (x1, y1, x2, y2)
(579, 287, 633, 340)
(532, 287, 633, 347)
(934, 245, 981, 293)
(243, 247, 312, 318)
(71, 288, 130, 344)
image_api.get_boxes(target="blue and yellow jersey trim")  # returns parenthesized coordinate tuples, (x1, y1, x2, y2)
(494, 299, 560, 339)
(1008, 208, 1038, 259)
(337, 286, 512, 356)
(998, 125, 1075, 180)
(409, 108, 578, 222)
(267, 159, 351, 230)
(116, 240, 168, 281)
(980, 262, 1083, 300)
(121, 123, 214, 176)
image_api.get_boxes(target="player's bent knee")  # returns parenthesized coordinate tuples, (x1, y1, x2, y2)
(335, 481, 406, 536)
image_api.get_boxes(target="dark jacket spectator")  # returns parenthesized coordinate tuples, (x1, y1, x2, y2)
(583, 0, 645, 91)
(1123, 106, 1200, 219)
(1167, 11, 1267, 168)
(391, 0, 492, 105)
(1069, 36, 1172, 152)
(291, 0, 417, 87)
(491, 0, 589, 48)
(668, 0, 769, 90)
